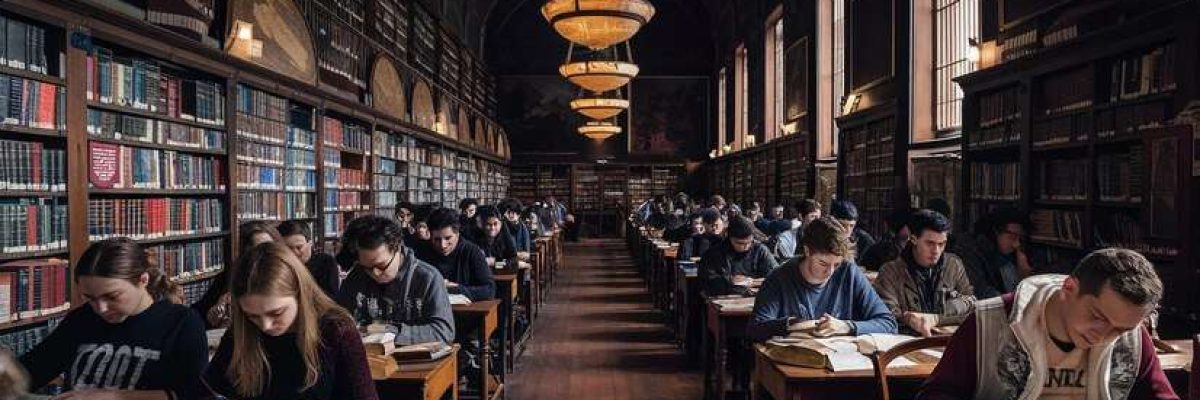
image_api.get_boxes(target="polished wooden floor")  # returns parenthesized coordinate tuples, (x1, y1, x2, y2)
(507, 239, 704, 399)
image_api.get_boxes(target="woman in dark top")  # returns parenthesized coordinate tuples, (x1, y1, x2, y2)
(194, 221, 284, 328)
(20, 238, 211, 400)
(206, 243, 378, 400)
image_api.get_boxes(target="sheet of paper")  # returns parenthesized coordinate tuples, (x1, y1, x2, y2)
(449, 294, 472, 305)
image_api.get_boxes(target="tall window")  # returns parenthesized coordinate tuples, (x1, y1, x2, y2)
(934, 0, 979, 132)
(832, 0, 845, 151)
(718, 67, 727, 150)
(765, 10, 785, 141)
(734, 44, 748, 149)
(818, 0, 846, 158)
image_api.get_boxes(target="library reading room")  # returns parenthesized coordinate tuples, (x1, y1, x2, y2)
(0, 0, 1198, 399)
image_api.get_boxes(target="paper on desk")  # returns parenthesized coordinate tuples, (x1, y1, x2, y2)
(712, 296, 756, 311)
(449, 294, 472, 305)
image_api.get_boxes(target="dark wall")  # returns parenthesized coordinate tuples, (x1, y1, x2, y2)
(483, 0, 715, 163)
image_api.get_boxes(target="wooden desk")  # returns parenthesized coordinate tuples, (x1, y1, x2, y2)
(705, 298, 753, 400)
(751, 339, 1194, 400)
(494, 273, 519, 372)
(453, 300, 503, 400)
(659, 245, 679, 311)
(375, 345, 460, 400)
(674, 263, 701, 361)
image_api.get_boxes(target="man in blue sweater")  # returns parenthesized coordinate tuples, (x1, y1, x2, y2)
(748, 216, 897, 342)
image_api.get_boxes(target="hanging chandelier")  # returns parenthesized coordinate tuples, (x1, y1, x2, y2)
(570, 96, 628, 120)
(579, 121, 621, 140)
(542, 0, 656, 50)
(559, 61, 639, 93)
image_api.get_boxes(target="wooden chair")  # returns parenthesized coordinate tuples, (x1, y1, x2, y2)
(870, 335, 951, 400)
(1190, 334, 1198, 400)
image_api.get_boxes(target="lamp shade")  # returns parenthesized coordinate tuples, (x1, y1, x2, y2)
(579, 121, 621, 140)
(542, 0, 655, 50)
(571, 97, 629, 120)
(559, 61, 639, 93)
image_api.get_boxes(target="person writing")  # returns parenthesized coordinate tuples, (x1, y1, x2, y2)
(873, 210, 975, 337)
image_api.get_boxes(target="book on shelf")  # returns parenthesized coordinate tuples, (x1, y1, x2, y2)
(0, 258, 69, 323)
(181, 277, 213, 307)
(0, 139, 65, 192)
(1093, 212, 1179, 257)
(0, 75, 63, 130)
(0, 313, 60, 356)
(1029, 209, 1084, 247)
(1096, 145, 1144, 203)
(88, 142, 225, 190)
(1038, 159, 1088, 201)
(87, 197, 223, 241)
(969, 162, 1020, 201)
(235, 164, 283, 190)
(237, 192, 313, 221)
(1111, 43, 1176, 102)
(324, 168, 367, 190)
(86, 44, 226, 125)
(88, 109, 225, 151)
(373, 131, 409, 161)
(324, 190, 365, 212)
(148, 238, 224, 282)
(1039, 66, 1093, 116)
(322, 116, 370, 153)
(324, 212, 347, 237)
(972, 86, 1022, 148)
(0, 15, 54, 76)
(0, 198, 66, 253)
(370, 0, 410, 58)
(311, 10, 365, 89)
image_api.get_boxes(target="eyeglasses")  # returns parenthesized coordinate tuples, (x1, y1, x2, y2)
(356, 250, 399, 274)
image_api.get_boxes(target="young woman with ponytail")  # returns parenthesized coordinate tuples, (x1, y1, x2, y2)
(19, 238, 211, 400)
(205, 242, 378, 400)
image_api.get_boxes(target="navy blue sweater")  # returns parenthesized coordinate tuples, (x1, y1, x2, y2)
(747, 257, 897, 342)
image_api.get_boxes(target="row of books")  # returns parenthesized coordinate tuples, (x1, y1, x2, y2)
(88, 109, 226, 151)
(375, 158, 405, 175)
(0, 258, 69, 324)
(323, 191, 365, 212)
(235, 140, 305, 168)
(369, 0, 411, 57)
(0, 199, 66, 253)
(1031, 113, 1090, 147)
(374, 174, 406, 192)
(1097, 146, 1144, 203)
(0, 139, 65, 192)
(1096, 100, 1169, 138)
(235, 113, 316, 150)
(977, 86, 1021, 128)
(0, 314, 58, 357)
(0, 15, 54, 76)
(88, 142, 224, 190)
(1029, 209, 1084, 247)
(236, 84, 290, 122)
(324, 168, 367, 190)
(235, 164, 284, 190)
(323, 212, 347, 237)
(1039, 66, 1093, 116)
(180, 276, 213, 306)
(1038, 159, 1088, 201)
(322, 148, 344, 168)
(322, 116, 370, 153)
(236, 192, 314, 220)
(1110, 43, 1176, 102)
(87, 45, 226, 125)
(1094, 212, 1179, 257)
(1, 75, 62, 130)
(313, 15, 365, 88)
(283, 169, 317, 192)
(375, 192, 398, 208)
(86, 198, 224, 240)
(152, 239, 223, 282)
(968, 162, 1020, 201)
(374, 132, 411, 161)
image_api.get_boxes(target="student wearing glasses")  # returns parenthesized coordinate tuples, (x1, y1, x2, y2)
(951, 207, 1032, 300)
(335, 216, 455, 345)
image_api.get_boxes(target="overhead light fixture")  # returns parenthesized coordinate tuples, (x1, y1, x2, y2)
(560, 61, 639, 93)
(542, 0, 656, 50)
(571, 96, 629, 120)
(579, 121, 621, 140)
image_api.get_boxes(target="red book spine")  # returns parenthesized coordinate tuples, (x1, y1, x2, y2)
(158, 198, 166, 235)
(25, 205, 37, 250)
(37, 82, 54, 130)
(30, 142, 43, 190)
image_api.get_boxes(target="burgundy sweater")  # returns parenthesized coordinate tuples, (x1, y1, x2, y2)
(917, 294, 1178, 400)
(205, 314, 379, 400)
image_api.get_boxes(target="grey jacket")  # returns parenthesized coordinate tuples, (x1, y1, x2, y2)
(336, 247, 456, 345)
(873, 249, 976, 327)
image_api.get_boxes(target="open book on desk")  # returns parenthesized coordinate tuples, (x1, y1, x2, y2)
(711, 295, 755, 311)
(762, 334, 941, 372)
(449, 294, 472, 305)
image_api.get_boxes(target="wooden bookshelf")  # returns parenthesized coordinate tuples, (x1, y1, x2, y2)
(956, 0, 1198, 326)
(0, 0, 512, 350)
(703, 134, 810, 209)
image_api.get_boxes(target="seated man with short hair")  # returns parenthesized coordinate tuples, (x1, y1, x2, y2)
(278, 219, 342, 296)
(918, 248, 1177, 399)
(416, 208, 496, 301)
(698, 216, 778, 297)
(747, 217, 897, 342)
(873, 210, 975, 337)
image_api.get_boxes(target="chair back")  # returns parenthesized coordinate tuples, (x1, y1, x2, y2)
(1189, 334, 1198, 400)
(870, 335, 951, 400)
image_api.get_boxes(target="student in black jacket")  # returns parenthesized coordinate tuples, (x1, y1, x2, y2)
(416, 208, 496, 301)
(21, 238, 210, 400)
(472, 206, 520, 269)
(679, 208, 726, 260)
(699, 216, 779, 296)
(279, 220, 342, 296)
